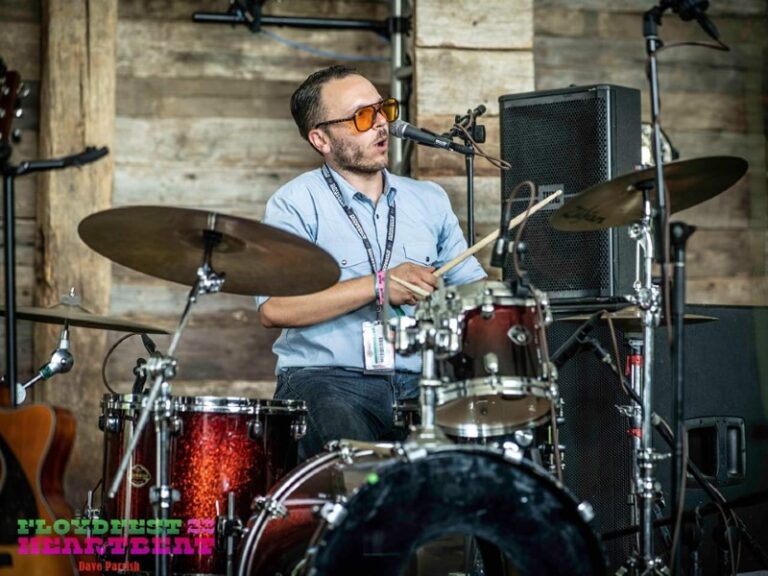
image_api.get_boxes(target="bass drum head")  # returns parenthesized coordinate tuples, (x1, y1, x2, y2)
(304, 446, 606, 576)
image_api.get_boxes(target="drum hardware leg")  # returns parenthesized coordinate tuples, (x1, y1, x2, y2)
(216, 492, 245, 576)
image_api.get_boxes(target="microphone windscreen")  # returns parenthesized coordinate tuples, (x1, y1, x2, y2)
(388, 119, 407, 138)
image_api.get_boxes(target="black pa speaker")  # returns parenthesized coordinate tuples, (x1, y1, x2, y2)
(499, 85, 641, 301)
(552, 305, 768, 572)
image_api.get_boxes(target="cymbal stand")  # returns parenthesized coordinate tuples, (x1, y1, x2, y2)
(390, 282, 460, 446)
(623, 186, 668, 575)
(106, 229, 226, 576)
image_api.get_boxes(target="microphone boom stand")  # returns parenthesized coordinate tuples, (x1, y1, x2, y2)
(2, 146, 108, 406)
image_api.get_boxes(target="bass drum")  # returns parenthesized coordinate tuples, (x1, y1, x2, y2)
(237, 444, 606, 576)
(235, 443, 392, 576)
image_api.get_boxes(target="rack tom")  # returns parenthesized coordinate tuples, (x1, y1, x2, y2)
(439, 281, 557, 438)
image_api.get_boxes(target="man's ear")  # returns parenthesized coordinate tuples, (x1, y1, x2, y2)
(308, 128, 331, 155)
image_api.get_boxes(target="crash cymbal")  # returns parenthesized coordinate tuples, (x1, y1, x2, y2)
(78, 206, 340, 296)
(0, 305, 171, 333)
(559, 307, 717, 332)
(550, 156, 748, 231)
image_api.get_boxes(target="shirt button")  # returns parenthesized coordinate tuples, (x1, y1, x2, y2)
(376, 214, 380, 219)
(341, 259, 348, 265)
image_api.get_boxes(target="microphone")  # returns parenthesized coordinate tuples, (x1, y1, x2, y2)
(669, 0, 720, 41)
(550, 311, 603, 369)
(140, 333, 157, 356)
(16, 326, 74, 403)
(389, 119, 456, 150)
(491, 192, 516, 269)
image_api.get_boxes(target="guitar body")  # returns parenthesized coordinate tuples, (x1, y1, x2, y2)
(0, 404, 77, 575)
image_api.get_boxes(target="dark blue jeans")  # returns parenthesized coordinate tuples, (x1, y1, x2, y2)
(274, 367, 420, 461)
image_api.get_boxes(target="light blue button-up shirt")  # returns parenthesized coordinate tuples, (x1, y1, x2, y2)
(256, 165, 486, 373)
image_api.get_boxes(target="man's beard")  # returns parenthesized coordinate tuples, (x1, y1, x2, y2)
(327, 130, 388, 175)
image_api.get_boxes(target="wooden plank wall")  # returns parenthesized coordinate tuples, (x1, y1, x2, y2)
(534, 0, 768, 305)
(412, 0, 535, 271)
(0, 1, 41, 378)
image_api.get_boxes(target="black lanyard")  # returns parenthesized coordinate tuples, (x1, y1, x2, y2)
(321, 164, 396, 278)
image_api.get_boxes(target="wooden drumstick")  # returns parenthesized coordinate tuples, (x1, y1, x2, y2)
(389, 274, 431, 299)
(434, 189, 562, 278)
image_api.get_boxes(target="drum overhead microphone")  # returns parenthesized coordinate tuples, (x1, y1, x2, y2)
(551, 310, 603, 369)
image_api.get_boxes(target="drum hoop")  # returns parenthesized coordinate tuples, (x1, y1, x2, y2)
(101, 393, 150, 412)
(437, 377, 554, 400)
(173, 396, 307, 415)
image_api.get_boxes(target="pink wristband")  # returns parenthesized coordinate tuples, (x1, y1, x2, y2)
(376, 270, 386, 306)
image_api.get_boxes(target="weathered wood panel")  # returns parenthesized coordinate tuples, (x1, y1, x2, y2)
(412, 0, 535, 256)
(116, 20, 389, 83)
(416, 0, 533, 50)
(0, 11, 40, 380)
(414, 49, 535, 117)
(35, 0, 117, 508)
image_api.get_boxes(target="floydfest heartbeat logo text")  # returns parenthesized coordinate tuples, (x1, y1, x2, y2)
(17, 518, 215, 571)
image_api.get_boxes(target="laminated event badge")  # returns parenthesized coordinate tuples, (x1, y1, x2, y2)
(363, 270, 395, 371)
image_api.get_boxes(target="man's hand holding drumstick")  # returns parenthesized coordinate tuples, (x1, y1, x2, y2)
(390, 190, 563, 301)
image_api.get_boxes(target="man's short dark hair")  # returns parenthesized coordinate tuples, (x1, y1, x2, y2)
(290, 65, 360, 140)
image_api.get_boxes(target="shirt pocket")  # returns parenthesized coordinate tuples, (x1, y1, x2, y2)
(402, 242, 438, 267)
(337, 250, 372, 279)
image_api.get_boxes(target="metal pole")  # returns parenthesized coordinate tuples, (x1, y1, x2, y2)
(390, 0, 405, 174)
(3, 171, 17, 405)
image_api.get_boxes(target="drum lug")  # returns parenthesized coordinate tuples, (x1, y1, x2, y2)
(502, 441, 524, 463)
(291, 417, 307, 440)
(99, 415, 121, 433)
(252, 496, 289, 519)
(248, 418, 263, 439)
(577, 501, 595, 523)
(316, 499, 347, 529)
(507, 325, 531, 346)
(170, 415, 182, 437)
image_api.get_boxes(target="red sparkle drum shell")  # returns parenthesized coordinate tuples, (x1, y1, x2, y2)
(440, 281, 556, 437)
(99, 394, 157, 573)
(171, 396, 306, 575)
(99, 394, 306, 575)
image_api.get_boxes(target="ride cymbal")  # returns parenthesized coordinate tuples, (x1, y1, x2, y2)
(78, 206, 340, 296)
(0, 305, 170, 333)
(550, 156, 748, 231)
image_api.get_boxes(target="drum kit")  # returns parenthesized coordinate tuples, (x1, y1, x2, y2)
(4, 132, 740, 576)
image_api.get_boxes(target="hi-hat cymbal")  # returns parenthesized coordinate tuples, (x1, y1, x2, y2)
(550, 156, 748, 231)
(559, 307, 717, 332)
(0, 305, 171, 333)
(78, 206, 340, 296)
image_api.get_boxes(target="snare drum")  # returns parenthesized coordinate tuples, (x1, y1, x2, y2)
(439, 281, 556, 438)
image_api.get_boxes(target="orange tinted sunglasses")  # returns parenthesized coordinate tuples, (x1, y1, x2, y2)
(315, 97, 399, 132)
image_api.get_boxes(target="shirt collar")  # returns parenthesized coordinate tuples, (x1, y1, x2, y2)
(324, 164, 398, 206)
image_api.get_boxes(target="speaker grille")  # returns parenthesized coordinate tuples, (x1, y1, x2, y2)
(549, 318, 635, 569)
(499, 86, 640, 300)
